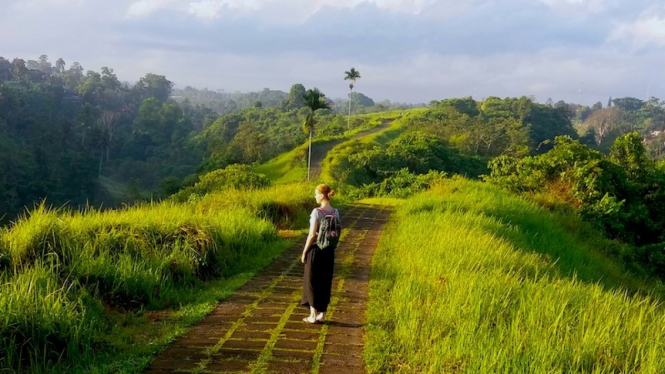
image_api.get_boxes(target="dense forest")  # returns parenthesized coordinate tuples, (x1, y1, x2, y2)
(5, 55, 665, 373)
(172, 85, 415, 115)
(3, 54, 665, 226)
(368, 94, 665, 186)
(0, 55, 411, 223)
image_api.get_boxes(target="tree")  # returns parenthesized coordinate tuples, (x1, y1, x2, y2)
(135, 73, 173, 102)
(302, 88, 331, 181)
(100, 67, 121, 91)
(0, 57, 11, 82)
(438, 97, 480, 116)
(344, 67, 361, 130)
(38, 55, 52, 75)
(54, 58, 66, 74)
(282, 83, 306, 110)
(609, 132, 652, 182)
(612, 97, 644, 112)
(64, 62, 84, 90)
(351, 92, 375, 108)
(12, 58, 28, 82)
(78, 70, 104, 102)
(98, 110, 119, 162)
(584, 107, 622, 145)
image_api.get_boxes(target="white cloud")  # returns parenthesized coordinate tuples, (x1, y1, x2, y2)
(187, 1, 225, 18)
(611, 9, 665, 47)
(3, 0, 665, 105)
(101, 44, 661, 105)
(187, 0, 262, 18)
(127, 0, 178, 17)
(126, 0, 439, 20)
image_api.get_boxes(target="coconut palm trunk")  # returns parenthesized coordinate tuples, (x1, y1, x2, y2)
(347, 90, 352, 130)
(308, 128, 313, 181)
(344, 68, 361, 132)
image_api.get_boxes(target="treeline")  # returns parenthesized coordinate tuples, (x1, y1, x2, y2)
(172, 86, 288, 113)
(545, 96, 665, 156)
(335, 95, 665, 199)
(487, 133, 665, 279)
(0, 56, 380, 223)
(0, 55, 213, 223)
(173, 83, 417, 115)
(327, 96, 579, 197)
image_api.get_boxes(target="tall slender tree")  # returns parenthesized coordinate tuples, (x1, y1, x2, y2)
(302, 88, 331, 181)
(344, 68, 361, 130)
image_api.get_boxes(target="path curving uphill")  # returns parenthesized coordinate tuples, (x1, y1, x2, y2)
(308, 120, 393, 180)
(143, 204, 391, 374)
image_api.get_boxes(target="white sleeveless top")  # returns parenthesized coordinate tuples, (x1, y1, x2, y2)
(310, 208, 340, 223)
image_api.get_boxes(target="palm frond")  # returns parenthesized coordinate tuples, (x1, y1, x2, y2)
(301, 88, 331, 112)
(344, 67, 361, 82)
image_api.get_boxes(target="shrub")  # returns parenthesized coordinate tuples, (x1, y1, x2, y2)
(348, 169, 447, 199)
(173, 164, 270, 202)
(486, 133, 665, 277)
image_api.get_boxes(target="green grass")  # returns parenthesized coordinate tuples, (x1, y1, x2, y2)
(320, 109, 425, 186)
(254, 143, 309, 184)
(0, 182, 317, 373)
(255, 110, 412, 184)
(365, 177, 665, 373)
(360, 108, 428, 146)
(357, 197, 405, 207)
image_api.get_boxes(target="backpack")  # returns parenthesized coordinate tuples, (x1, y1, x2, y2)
(316, 208, 341, 250)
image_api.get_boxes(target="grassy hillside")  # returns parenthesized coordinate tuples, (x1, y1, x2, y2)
(364, 177, 665, 373)
(319, 109, 425, 185)
(255, 110, 412, 184)
(0, 183, 316, 373)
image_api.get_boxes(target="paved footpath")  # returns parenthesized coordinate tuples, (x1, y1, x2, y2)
(143, 204, 391, 374)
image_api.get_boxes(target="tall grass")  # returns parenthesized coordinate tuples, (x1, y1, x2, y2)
(253, 140, 341, 184)
(0, 264, 100, 372)
(255, 110, 412, 184)
(253, 142, 310, 183)
(366, 177, 665, 373)
(0, 182, 317, 373)
(320, 109, 427, 186)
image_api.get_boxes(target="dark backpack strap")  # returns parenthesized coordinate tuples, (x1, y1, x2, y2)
(317, 208, 334, 217)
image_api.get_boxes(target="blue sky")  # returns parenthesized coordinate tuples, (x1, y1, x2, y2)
(3, 0, 665, 104)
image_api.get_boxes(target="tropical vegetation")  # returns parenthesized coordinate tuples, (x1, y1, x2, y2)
(5, 54, 665, 374)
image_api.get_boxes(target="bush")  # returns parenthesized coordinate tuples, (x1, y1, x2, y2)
(348, 169, 447, 199)
(486, 133, 665, 278)
(326, 131, 486, 189)
(173, 164, 270, 202)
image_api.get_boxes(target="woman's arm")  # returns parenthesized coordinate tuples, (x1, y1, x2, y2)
(301, 213, 318, 264)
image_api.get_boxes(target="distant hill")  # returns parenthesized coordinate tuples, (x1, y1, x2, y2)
(171, 86, 288, 113)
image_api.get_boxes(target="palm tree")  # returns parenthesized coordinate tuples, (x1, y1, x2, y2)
(344, 68, 361, 130)
(302, 88, 331, 181)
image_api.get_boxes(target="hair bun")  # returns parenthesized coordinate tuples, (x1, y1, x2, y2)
(328, 190, 335, 198)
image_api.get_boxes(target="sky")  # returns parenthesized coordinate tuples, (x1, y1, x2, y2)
(2, 0, 665, 105)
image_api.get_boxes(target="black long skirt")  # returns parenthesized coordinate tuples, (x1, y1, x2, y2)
(301, 245, 335, 312)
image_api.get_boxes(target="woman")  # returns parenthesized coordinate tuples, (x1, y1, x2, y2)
(300, 184, 340, 324)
